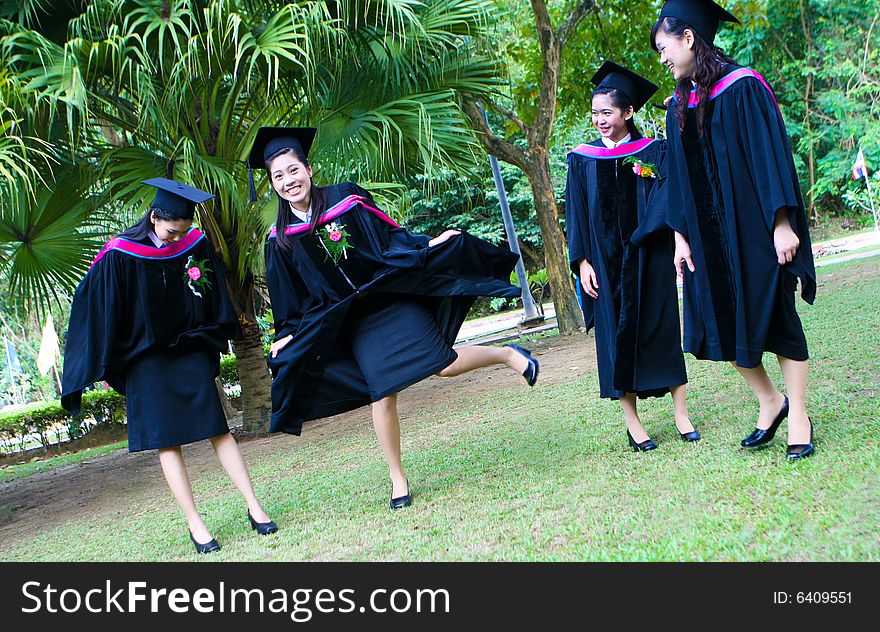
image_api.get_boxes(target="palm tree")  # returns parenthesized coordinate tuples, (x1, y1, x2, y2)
(1, 6, 105, 319)
(2, 0, 501, 430)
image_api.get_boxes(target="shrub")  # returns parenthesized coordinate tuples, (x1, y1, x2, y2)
(0, 388, 126, 453)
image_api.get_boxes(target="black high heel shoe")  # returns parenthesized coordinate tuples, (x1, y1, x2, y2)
(678, 418, 701, 442)
(741, 397, 789, 448)
(505, 343, 539, 387)
(627, 430, 657, 452)
(390, 479, 412, 510)
(189, 531, 221, 554)
(786, 418, 815, 461)
(248, 511, 278, 535)
(680, 430, 701, 442)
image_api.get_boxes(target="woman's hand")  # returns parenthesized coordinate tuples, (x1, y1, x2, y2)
(579, 259, 599, 299)
(428, 229, 461, 247)
(674, 231, 696, 278)
(773, 211, 800, 265)
(270, 334, 293, 358)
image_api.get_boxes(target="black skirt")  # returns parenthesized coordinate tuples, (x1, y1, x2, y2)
(343, 294, 458, 401)
(763, 272, 809, 362)
(124, 348, 229, 452)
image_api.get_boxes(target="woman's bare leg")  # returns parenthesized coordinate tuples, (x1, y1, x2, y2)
(620, 393, 650, 443)
(777, 356, 811, 444)
(210, 433, 271, 523)
(436, 345, 528, 377)
(730, 361, 787, 429)
(158, 447, 212, 544)
(670, 384, 694, 433)
(371, 394, 408, 498)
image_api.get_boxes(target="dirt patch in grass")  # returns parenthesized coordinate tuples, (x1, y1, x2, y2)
(0, 330, 594, 544)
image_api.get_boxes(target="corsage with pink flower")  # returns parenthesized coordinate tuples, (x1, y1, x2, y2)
(623, 156, 658, 178)
(318, 221, 351, 264)
(183, 256, 212, 298)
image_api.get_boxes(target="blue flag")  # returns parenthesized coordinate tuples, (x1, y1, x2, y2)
(4, 336, 23, 381)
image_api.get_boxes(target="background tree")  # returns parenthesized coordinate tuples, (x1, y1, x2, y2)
(459, 0, 673, 334)
(722, 0, 880, 227)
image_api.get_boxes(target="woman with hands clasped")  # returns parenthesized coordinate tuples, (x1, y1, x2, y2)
(567, 62, 695, 453)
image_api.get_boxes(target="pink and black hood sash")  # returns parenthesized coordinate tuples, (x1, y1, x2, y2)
(568, 137, 659, 160)
(673, 67, 779, 109)
(91, 228, 205, 268)
(267, 194, 400, 238)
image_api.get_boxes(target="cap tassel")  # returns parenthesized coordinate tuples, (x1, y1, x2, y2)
(248, 168, 257, 202)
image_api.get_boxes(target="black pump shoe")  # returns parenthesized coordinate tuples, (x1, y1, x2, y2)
(627, 430, 657, 452)
(741, 397, 789, 448)
(248, 511, 278, 535)
(190, 531, 221, 554)
(505, 343, 539, 387)
(390, 480, 412, 510)
(786, 418, 815, 461)
(680, 430, 701, 442)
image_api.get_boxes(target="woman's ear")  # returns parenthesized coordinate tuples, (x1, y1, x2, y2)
(683, 28, 695, 50)
(624, 106, 634, 122)
(149, 211, 156, 225)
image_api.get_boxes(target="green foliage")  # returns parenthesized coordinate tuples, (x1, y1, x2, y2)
(404, 160, 544, 269)
(219, 354, 239, 388)
(0, 388, 125, 453)
(720, 0, 880, 222)
(488, 296, 516, 312)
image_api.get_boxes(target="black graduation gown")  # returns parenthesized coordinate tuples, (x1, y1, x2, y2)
(662, 66, 816, 368)
(566, 137, 687, 399)
(265, 182, 521, 435)
(61, 230, 241, 451)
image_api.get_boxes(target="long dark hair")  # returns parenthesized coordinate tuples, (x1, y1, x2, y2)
(651, 17, 737, 135)
(268, 146, 328, 251)
(118, 206, 179, 241)
(591, 86, 643, 140)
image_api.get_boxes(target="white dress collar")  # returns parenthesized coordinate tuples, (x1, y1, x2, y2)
(601, 133, 632, 149)
(289, 202, 312, 223)
(147, 230, 165, 248)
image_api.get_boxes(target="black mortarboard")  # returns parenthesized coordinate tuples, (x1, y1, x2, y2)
(590, 61, 659, 112)
(655, 0, 739, 45)
(246, 127, 317, 202)
(142, 178, 214, 220)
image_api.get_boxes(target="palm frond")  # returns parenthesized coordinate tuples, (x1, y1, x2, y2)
(0, 164, 104, 316)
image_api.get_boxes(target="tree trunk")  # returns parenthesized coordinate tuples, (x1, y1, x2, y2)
(525, 150, 584, 334)
(234, 317, 272, 432)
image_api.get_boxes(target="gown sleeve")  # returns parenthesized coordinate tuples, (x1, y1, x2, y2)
(729, 77, 805, 232)
(344, 182, 432, 268)
(170, 240, 242, 351)
(630, 141, 671, 245)
(265, 238, 309, 340)
(727, 76, 815, 302)
(565, 153, 592, 272)
(60, 253, 126, 414)
(663, 107, 692, 237)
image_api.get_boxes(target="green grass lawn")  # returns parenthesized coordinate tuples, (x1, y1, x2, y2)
(1, 259, 878, 562)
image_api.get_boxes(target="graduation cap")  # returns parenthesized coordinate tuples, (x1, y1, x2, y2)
(656, 0, 739, 44)
(246, 127, 317, 202)
(142, 178, 214, 220)
(590, 61, 659, 113)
